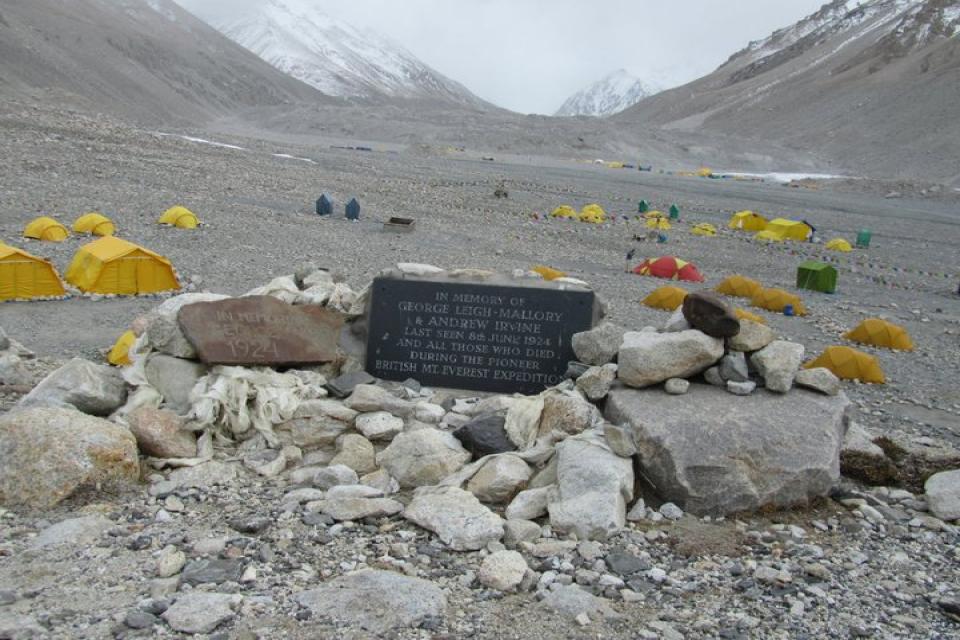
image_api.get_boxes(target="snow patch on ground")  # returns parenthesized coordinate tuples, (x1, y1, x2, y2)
(154, 133, 246, 151)
(273, 153, 316, 164)
(718, 171, 855, 183)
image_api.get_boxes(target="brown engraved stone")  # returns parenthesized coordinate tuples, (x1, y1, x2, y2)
(178, 296, 343, 366)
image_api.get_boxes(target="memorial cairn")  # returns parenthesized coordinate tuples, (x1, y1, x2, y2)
(3, 262, 858, 579)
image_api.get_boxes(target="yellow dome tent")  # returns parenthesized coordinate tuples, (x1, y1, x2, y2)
(763, 218, 813, 242)
(716, 275, 762, 299)
(825, 238, 853, 252)
(108, 330, 137, 366)
(646, 217, 671, 230)
(159, 206, 200, 230)
(751, 287, 807, 316)
(805, 346, 885, 384)
(696, 167, 713, 177)
(551, 205, 578, 219)
(23, 217, 69, 242)
(66, 236, 180, 295)
(643, 211, 665, 220)
(692, 223, 717, 236)
(754, 230, 784, 243)
(728, 211, 767, 232)
(532, 265, 566, 281)
(844, 318, 914, 351)
(0, 243, 67, 301)
(735, 308, 767, 324)
(642, 286, 688, 311)
(73, 212, 116, 237)
(578, 204, 606, 224)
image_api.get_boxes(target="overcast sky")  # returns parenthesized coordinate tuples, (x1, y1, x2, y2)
(177, 0, 827, 114)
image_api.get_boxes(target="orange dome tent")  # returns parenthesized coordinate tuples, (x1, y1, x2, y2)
(805, 346, 885, 384)
(633, 256, 705, 283)
(532, 265, 566, 281)
(844, 318, 914, 351)
(23, 217, 69, 242)
(716, 275, 762, 299)
(642, 286, 688, 311)
(751, 287, 807, 316)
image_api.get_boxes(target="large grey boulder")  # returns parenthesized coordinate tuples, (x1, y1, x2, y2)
(294, 570, 446, 635)
(0, 408, 139, 508)
(404, 486, 504, 550)
(925, 470, 960, 521)
(547, 431, 634, 541)
(377, 429, 470, 488)
(750, 341, 805, 393)
(17, 358, 127, 416)
(618, 330, 723, 388)
(144, 354, 207, 415)
(605, 385, 850, 516)
(572, 322, 626, 366)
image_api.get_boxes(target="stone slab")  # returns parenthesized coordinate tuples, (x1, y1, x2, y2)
(178, 295, 343, 366)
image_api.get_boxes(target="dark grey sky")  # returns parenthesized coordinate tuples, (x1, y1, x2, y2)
(177, 0, 827, 113)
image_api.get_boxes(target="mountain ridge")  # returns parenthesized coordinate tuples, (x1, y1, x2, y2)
(554, 69, 660, 117)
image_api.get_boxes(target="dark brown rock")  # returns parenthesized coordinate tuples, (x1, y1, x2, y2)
(178, 296, 344, 366)
(454, 414, 516, 459)
(681, 292, 740, 339)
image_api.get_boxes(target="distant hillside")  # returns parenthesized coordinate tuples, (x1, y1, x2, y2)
(616, 0, 960, 184)
(555, 70, 660, 117)
(211, 0, 494, 110)
(0, 0, 329, 124)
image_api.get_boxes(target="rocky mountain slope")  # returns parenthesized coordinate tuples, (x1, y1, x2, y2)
(211, 0, 494, 109)
(0, 0, 329, 124)
(616, 0, 960, 184)
(555, 69, 661, 117)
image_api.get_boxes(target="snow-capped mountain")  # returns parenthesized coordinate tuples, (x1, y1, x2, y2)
(616, 0, 960, 183)
(210, 0, 491, 109)
(554, 70, 660, 117)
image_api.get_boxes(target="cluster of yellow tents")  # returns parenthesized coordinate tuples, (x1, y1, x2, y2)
(715, 274, 808, 316)
(21, 206, 200, 244)
(728, 210, 853, 250)
(2, 236, 180, 301)
(803, 319, 913, 384)
(551, 204, 606, 224)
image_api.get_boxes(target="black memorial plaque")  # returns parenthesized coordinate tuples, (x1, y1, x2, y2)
(365, 277, 595, 394)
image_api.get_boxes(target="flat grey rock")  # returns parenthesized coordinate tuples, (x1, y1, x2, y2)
(294, 570, 446, 635)
(605, 385, 850, 516)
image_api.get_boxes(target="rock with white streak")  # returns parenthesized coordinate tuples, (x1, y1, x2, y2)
(466, 455, 532, 504)
(377, 429, 470, 488)
(479, 550, 528, 591)
(572, 322, 626, 366)
(17, 358, 127, 416)
(751, 341, 805, 393)
(618, 330, 723, 388)
(404, 486, 504, 550)
(548, 432, 634, 541)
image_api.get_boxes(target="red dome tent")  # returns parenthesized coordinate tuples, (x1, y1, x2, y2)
(633, 256, 705, 283)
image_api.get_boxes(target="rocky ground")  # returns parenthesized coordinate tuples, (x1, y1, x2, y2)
(1, 102, 960, 639)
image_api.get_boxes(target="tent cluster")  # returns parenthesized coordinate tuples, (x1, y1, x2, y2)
(803, 320, 914, 384)
(551, 204, 607, 224)
(316, 194, 362, 220)
(23, 207, 201, 245)
(727, 212, 818, 244)
(715, 274, 807, 316)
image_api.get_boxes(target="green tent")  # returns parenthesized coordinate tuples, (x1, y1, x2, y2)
(638, 200, 649, 214)
(669, 204, 680, 220)
(797, 260, 837, 294)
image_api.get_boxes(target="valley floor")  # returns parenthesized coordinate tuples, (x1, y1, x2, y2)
(1, 103, 960, 638)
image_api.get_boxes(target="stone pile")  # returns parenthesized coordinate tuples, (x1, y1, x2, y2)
(2, 264, 959, 635)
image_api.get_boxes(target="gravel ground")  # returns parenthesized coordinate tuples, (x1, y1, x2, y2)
(2, 102, 960, 639)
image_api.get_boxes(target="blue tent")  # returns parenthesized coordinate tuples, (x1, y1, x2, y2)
(316, 194, 332, 216)
(345, 198, 360, 221)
